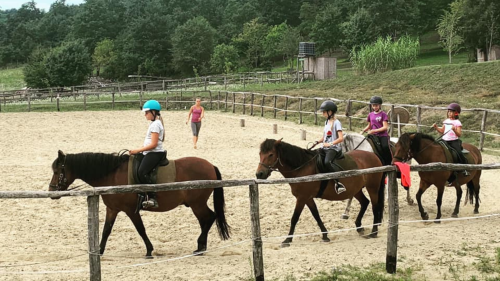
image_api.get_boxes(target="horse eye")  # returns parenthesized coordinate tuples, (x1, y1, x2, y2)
(269, 154, 273, 158)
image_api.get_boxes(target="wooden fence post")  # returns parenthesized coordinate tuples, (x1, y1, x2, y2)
(301, 129, 306, 140)
(249, 184, 264, 281)
(284, 96, 288, 120)
(250, 93, 255, 116)
(416, 106, 422, 133)
(0, 94, 2, 112)
(232, 92, 236, 113)
(224, 76, 227, 90)
(479, 110, 488, 151)
(273, 95, 277, 118)
(112, 92, 115, 110)
(346, 99, 352, 131)
(273, 124, 278, 134)
(162, 80, 165, 91)
(389, 105, 395, 137)
(242, 93, 246, 115)
(299, 98, 303, 124)
(261, 95, 265, 117)
(386, 169, 399, 274)
(87, 195, 101, 281)
(240, 119, 245, 127)
(165, 93, 168, 111)
(217, 91, 221, 110)
(224, 92, 228, 111)
(83, 93, 87, 111)
(56, 94, 60, 112)
(209, 91, 213, 110)
(314, 99, 318, 125)
(27, 92, 31, 112)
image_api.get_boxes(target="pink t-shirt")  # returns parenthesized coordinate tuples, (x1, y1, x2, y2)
(442, 119, 462, 141)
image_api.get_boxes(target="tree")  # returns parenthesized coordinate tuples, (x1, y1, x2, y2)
(23, 48, 50, 88)
(44, 40, 92, 87)
(210, 44, 239, 73)
(92, 39, 115, 77)
(37, 0, 78, 48)
(310, 4, 344, 55)
(172, 16, 216, 76)
(437, 0, 465, 63)
(233, 18, 269, 68)
(341, 8, 378, 52)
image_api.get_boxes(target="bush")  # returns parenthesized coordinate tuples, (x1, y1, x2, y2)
(350, 36, 420, 75)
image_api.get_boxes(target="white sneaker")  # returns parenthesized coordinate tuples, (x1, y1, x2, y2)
(336, 182, 346, 194)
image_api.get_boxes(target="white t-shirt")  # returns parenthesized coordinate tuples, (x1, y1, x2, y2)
(322, 119, 342, 149)
(143, 120, 164, 154)
(442, 118, 462, 141)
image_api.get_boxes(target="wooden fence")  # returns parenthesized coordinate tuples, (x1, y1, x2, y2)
(1, 89, 499, 151)
(0, 162, 499, 280)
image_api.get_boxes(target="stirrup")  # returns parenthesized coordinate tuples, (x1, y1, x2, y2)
(142, 198, 159, 209)
(335, 182, 346, 194)
(463, 170, 470, 176)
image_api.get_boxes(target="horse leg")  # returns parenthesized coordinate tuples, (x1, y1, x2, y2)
(282, 200, 306, 248)
(191, 203, 216, 255)
(353, 191, 370, 236)
(406, 189, 414, 205)
(435, 185, 446, 223)
(100, 207, 119, 255)
(125, 211, 154, 258)
(341, 198, 352, 219)
(305, 198, 329, 242)
(416, 181, 430, 220)
(471, 172, 481, 214)
(451, 184, 463, 218)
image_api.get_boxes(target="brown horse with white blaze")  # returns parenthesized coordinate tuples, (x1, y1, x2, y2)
(48, 150, 230, 258)
(392, 133, 482, 221)
(256, 139, 385, 247)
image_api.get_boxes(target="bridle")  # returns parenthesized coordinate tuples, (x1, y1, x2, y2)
(49, 159, 68, 191)
(259, 150, 318, 174)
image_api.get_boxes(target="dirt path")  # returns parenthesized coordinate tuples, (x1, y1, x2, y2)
(0, 111, 499, 281)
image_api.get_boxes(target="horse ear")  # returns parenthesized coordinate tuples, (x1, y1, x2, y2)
(58, 150, 66, 160)
(276, 138, 283, 144)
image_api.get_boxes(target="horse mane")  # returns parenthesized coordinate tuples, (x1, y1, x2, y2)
(261, 139, 315, 168)
(404, 132, 436, 152)
(65, 152, 130, 181)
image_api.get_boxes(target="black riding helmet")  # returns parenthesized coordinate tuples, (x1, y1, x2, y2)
(319, 100, 338, 119)
(370, 96, 383, 105)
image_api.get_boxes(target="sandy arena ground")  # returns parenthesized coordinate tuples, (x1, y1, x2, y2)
(0, 110, 499, 281)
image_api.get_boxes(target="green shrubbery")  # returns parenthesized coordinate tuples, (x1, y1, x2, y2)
(350, 36, 420, 75)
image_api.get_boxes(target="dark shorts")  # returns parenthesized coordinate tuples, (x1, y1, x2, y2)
(191, 122, 202, 136)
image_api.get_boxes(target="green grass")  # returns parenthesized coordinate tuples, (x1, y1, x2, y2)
(0, 66, 25, 91)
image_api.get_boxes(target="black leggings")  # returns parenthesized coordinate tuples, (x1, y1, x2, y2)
(138, 151, 166, 184)
(378, 136, 392, 166)
(446, 140, 467, 164)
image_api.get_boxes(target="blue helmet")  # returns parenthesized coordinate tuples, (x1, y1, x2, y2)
(142, 100, 161, 112)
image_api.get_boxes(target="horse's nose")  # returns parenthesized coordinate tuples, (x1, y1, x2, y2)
(256, 171, 265, 179)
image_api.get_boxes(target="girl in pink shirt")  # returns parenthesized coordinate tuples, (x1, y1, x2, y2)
(432, 103, 469, 178)
(186, 98, 205, 149)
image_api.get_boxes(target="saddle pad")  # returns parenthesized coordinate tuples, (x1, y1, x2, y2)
(128, 156, 176, 185)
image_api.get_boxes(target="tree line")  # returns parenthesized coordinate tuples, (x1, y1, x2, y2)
(0, 0, 499, 88)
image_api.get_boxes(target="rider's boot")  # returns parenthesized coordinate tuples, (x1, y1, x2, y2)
(142, 192, 159, 208)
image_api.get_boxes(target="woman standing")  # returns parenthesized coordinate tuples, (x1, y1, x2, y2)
(186, 97, 205, 149)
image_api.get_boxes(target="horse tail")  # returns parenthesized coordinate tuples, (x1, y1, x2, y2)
(213, 166, 231, 240)
(466, 180, 476, 205)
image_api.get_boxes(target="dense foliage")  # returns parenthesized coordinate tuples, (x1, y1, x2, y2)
(1, 0, 499, 86)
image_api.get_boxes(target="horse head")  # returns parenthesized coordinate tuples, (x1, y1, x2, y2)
(392, 133, 415, 163)
(256, 138, 282, 179)
(49, 150, 76, 196)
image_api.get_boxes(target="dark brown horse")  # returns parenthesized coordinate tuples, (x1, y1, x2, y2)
(48, 150, 230, 258)
(256, 139, 385, 247)
(392, 133, 482, 221)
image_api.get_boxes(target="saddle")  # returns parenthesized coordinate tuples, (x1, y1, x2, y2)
(438, 140, 469, 164)
(130, 151, 170, 213)
(365, 134, 386, 164)
(316, 148, 344, 174)
(315, 149, 361, 198)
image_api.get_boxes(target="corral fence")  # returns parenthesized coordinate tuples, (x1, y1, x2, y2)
(1, 88, 499, 151)
(1, 162, 499, 281)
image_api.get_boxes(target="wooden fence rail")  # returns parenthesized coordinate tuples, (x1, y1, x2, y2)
(1, 163, 499, 280)
(1, 89, 500, 150)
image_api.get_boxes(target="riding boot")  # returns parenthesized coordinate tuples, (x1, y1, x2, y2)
(142, 192, 159, 209)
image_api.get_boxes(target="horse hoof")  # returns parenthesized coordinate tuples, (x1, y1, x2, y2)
(193, 249, 206, 256)
(341, 214, 349, 220)
(422, 213, 429, 220)
(145, 255, 154, 259)
(356, 227, 365, 235)
(474, 210, 479, 214)
(369, 233, 378, 238)
(451, 213, 458, 218)
(408, 199, 415, 206)
(281, 242, 291, 248)
(434, 220, 441, 224)
(322, 237, 331, 243)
